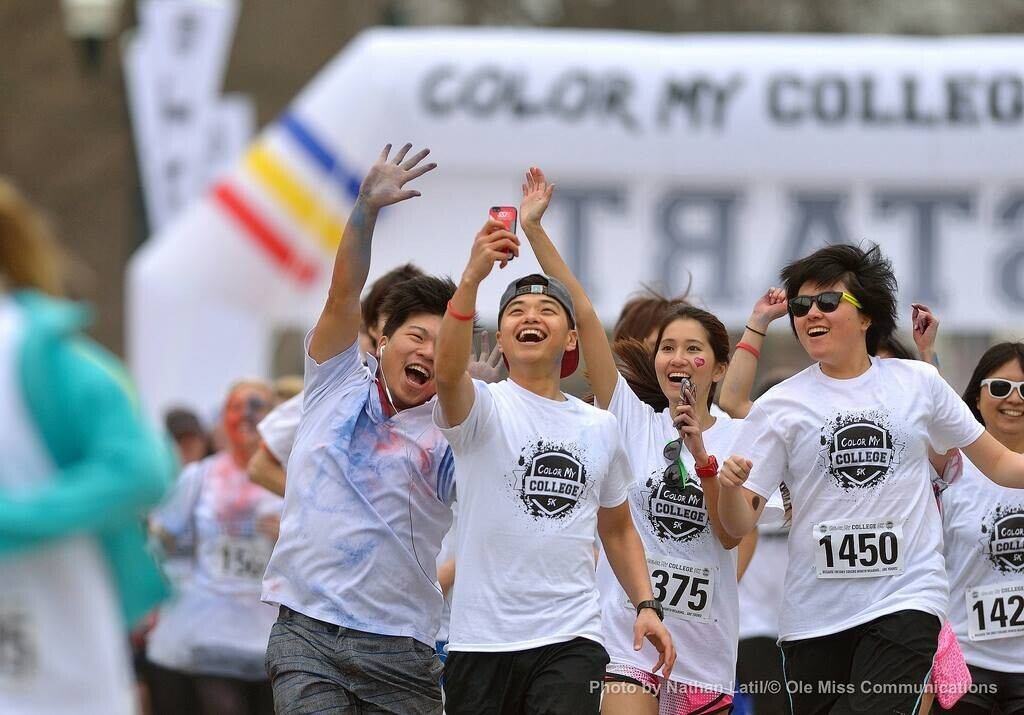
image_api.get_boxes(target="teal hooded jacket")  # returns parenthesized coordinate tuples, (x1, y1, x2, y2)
(0, 291, 173, 627)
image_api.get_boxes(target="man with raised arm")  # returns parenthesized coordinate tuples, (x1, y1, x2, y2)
(262, 144, 455, 715)
(433, 219, 675, 715)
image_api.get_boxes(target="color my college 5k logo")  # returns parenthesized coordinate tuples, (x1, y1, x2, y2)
(982, 504, 1024, 574)
(642, 468, 708, 543)
(514, 439, 589, 519)
(818, 409, 906, 491)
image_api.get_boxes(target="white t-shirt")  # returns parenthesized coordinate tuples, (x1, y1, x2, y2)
(738, 523, 789, 641)
(258, 392, 303, 465)
(263, 338, 455, 647)
(739, 357, 984, 642)
(434, 378, 633, 652)
(148, 452, 283, 677)
(0, 299, 136, 715)
(941, 453, 1024, 672)
(596, 374, 743, 692)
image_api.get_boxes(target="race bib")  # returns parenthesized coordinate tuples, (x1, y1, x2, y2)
(0, 596, 37, 687)
(967, 581, 1024, 641)
(633, 556, 716, 623)
(209, 536, 272, 581)
(814, 518, 904, 579)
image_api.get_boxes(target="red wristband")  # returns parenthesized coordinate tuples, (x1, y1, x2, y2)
(735, 342, 760, 359)
(695, 455, 719, 480)
(447, 300, 475, 322)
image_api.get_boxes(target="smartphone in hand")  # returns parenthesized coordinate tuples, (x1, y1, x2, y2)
(489, 206, 517, 261)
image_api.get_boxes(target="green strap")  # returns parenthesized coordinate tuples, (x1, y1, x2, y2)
(675, 457, 690, 490)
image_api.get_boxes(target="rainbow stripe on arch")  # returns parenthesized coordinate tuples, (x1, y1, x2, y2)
(212, 112, 362, 285)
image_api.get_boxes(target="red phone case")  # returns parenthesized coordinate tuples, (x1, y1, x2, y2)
(489, 206, 517, 233)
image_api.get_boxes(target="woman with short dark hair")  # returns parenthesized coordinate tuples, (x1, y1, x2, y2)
(717, 243, 1024, 715)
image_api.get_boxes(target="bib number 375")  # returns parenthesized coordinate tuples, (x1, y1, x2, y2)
(815, 518, 904, 579)
(644, 556, 716, 623)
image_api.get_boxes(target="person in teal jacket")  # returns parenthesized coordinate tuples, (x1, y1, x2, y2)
(0, 177, 174, 714)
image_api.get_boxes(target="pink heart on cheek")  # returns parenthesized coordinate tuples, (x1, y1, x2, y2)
(693, 357, 706, 368)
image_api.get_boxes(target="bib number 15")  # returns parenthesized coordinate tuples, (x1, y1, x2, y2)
(815, 519, 904, 579)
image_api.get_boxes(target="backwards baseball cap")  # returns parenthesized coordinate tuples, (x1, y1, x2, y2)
(497, 274, 579, 378)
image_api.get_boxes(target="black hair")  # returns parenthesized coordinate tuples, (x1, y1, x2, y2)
(614, 305, 731, 411)
(361, 263, 425, 333)
(780, 243, 897, 356)
(380, 275, 456, 338)
(962, 342, 1024, 425)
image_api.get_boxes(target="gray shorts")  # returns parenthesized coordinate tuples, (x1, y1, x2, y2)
(265, 606, 443, 715)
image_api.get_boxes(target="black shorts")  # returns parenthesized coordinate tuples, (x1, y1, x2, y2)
(444, 637, 609, 715)
(939, 663, 1024, 715)
(736, 636, 789, 715)
(780, 609, 940, 715)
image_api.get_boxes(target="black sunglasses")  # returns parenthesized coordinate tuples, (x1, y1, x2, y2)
(663, 439, 691, 489)
(788, 291, 862, 318)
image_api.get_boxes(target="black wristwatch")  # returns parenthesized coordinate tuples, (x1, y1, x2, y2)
(636, 599, 664, 621)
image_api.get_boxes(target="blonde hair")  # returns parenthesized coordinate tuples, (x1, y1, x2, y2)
(0, 178, 64, 296)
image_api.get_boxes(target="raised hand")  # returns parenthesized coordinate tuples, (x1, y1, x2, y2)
(748, 287, 788, 333)
(910, 303, 940, 362)
(358, 143, 437, 211)
(467, 331, 505, 383)
(520, 166, 555, 228)
(718, 456, 753, 490)
(464, 219, 520, 285)
(671, 393, 708, 465)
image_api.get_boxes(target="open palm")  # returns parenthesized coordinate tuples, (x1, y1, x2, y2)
(520, 166, 554, 226)
(359, 143, 437, 210)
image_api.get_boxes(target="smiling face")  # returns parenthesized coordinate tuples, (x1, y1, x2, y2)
(378, 312, 443, 410)
(978, 358, 1024, 442)
(497, 293, 577, 376)
(793, 280, 871, 366)
(223, 383, 273, 457)
(654, 318, 726, 408)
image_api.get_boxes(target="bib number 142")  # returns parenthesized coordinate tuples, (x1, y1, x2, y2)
(967, 582, 1024, 641)
(815, 519, 904, 579)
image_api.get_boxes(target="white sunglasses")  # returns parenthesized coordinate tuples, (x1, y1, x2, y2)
(981, 378, 1024, 400)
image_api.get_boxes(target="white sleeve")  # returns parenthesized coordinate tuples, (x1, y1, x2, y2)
(606, 372, 660, 464)
(257, 392, 304, 464)
(432, 379, 498, 453)
(735, 402, 787, 500)
(302, 331, 366, 412)
(925, 368, 985, 454)
(151, 461, 204, 539)
(600, 419, 635, 508)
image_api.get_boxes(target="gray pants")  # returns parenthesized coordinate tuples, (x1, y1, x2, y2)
(265, 606, 443, 715)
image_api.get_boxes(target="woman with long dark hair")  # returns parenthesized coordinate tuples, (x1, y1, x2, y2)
(936, 342, 1024, 713)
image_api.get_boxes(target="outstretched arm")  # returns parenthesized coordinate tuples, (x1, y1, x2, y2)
(435, 220, 519, 427)
(963, 431, 1024, 489)
(308, 143, 436, 363)
(718, 288, 787, 419)
(520, 168, 619, 406)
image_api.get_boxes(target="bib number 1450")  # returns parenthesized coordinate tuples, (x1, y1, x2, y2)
(815, 519, 904, 579)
